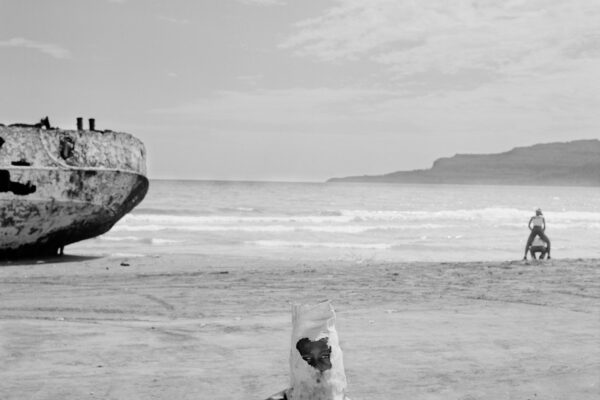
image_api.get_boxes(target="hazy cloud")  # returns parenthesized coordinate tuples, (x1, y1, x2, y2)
(151, 87, 392, 130)
(237, 0, 286, 6)
(0, 37, 72, 59)
(281, 0, 600, 79)
(157, 15, 190, 25)
(152, 53, 599, 136)
(236, 74, 264, 86)
(153, 0, 600, 141)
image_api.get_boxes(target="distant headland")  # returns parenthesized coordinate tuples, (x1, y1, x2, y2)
(328, 139, 600, 186)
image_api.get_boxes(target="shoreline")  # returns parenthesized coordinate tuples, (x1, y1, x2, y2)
(1, 255, 598, 399)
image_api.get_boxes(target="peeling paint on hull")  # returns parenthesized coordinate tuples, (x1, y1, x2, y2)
(0, 126, 148, 257)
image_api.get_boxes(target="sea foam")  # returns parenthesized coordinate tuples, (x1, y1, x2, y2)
(247, 240, 392, 250)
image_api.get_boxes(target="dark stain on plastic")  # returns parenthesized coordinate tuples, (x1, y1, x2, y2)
(296, 337, 332, 372)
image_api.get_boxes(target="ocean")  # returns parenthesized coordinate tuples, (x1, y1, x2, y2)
(70, 180, 600, 262)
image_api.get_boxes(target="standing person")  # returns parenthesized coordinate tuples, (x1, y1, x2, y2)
(523, 208, 551, 260)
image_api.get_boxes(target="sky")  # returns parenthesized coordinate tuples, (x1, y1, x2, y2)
(1, 0, 599, 181)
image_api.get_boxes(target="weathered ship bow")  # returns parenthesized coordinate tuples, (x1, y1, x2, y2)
(0, 120, 148, 257)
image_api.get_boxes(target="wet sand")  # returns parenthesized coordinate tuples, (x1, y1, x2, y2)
(0, 255, 598, 399)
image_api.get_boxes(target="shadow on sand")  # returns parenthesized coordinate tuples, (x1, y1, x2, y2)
(0, 254, 104, 267)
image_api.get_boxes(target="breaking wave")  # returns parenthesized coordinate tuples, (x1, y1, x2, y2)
(98, 236, 183, 245)
(111, 223, 447, 233)
(247, 240, 392, 250)
(114, 208, 600, 232)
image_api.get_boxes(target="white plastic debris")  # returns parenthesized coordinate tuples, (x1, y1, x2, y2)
(286, 301, 348, 400)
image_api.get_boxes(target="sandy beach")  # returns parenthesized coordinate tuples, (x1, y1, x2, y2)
(0, 254, 598, 400)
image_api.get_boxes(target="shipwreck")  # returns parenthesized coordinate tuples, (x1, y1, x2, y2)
(0, 117, 149, 257)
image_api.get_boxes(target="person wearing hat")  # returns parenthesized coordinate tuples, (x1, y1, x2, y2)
(523, 208, 551, 260)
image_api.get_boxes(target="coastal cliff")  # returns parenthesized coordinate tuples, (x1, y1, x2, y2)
(328, 139, 600, 186)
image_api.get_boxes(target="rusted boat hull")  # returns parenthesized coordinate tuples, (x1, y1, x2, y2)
(0, 125, 148, 257)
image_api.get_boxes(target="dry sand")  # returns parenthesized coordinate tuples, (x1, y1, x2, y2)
(0, 254, 598, 400)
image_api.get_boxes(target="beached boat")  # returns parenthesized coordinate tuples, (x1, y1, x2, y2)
(0, 118, 149, 257)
